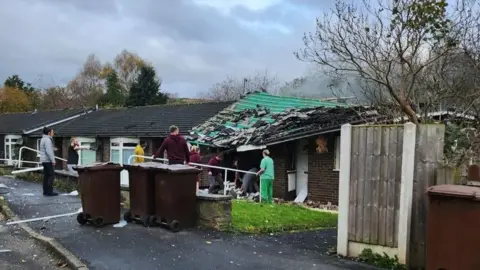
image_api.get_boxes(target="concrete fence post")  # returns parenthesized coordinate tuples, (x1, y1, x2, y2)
(397, 122, 416, 264)
(337, 124, 352, 256)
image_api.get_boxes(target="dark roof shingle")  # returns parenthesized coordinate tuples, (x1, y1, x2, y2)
(50, 102, 233, 137)
(0, 108, 89, 135)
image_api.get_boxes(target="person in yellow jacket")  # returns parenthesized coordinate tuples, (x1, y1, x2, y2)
(133, 141, 147, 163)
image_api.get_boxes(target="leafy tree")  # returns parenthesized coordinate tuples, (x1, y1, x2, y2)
(100, 49, 146, 95)
(125, 65, 168, 106)
(100, 70, 125, 107)
(4, 74, 35, 93)
(0, 87, 31, 113)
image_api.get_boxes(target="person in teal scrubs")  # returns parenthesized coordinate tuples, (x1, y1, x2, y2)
(257, 149, 274, 203)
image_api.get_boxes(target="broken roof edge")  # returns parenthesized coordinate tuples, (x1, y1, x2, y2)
(236, 145, 266, 152)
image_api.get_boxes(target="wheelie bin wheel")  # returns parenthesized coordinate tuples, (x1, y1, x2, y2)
(149, 216, 157, 226)
(169, 220, 180, 232)
(76, 213, 87, 225)
(93, 217, 104, 228)
(123, 211, 133, 223)
(141, 216, 150, 227)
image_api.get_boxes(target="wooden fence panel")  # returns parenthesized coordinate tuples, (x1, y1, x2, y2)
(409, 125, 445, 269)
(435, 166, 457, 185)
(348, 125, 403, 247)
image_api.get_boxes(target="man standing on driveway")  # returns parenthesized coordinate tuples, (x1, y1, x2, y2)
(153, 125, 190, 165)
(40, 127, 57, 196)
(257, 149, 274, 203)
(207, 154, 223, 194)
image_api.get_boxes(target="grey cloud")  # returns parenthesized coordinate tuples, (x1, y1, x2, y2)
(0, 0, 322, 97)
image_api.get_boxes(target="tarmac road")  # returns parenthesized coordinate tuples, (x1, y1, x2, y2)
(0, 177, 377, 270)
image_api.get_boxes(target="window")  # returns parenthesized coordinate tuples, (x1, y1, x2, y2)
(334, 136, 340, 171)
(110, 138, 139, 165)
(77, 137, 96, 165)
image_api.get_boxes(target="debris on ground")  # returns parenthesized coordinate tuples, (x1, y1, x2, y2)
(273, 198, 338, 211)
(61, 190, 78, 196)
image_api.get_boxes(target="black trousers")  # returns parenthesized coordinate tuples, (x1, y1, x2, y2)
(42, 162, 55, 194)
(168, 160, 184, 165)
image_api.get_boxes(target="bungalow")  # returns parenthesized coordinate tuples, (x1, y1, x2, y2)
(188, 91, 382, 204)
(0, 108, 92, 166)
(25, 102, 233, 185)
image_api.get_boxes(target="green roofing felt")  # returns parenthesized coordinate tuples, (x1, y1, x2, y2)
(233, 91, 345, 113)
(188, 92, 348, 147)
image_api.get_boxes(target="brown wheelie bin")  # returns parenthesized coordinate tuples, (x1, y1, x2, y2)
(426, 184, 480, 270)
(74, 162, 123, 228)
(150, 163, 201, 232)
(123, 162, 157, 227)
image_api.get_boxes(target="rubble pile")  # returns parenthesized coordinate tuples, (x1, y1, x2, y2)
(273, 198, 338, 211)
(188, 105, 381, 147)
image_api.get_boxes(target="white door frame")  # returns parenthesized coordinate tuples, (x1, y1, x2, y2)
(77, 137, 96, 165)
(5, 135, 22, 166)
(294, 139, 309, 202)
(110, 137, 139, 187)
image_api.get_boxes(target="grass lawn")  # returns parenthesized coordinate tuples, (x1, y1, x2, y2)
(231, 200, 338, 234)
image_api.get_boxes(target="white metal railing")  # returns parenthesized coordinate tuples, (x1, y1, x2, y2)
(0, 158, 38, 166)
(127, 155, 260, 200)
(18, 146, 67, 168)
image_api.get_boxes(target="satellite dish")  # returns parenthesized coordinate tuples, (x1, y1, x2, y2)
(17, 137, 24, 145)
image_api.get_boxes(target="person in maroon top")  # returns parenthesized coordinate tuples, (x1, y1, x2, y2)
(189, 145, 202, 192)
(207, 153, 223, 194)
(153, 125, 190, 165)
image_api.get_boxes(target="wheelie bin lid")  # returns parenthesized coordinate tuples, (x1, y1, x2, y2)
(427, 184, 480, 200)
(123, 162, 201, 174)
(73, 162, 123, 172)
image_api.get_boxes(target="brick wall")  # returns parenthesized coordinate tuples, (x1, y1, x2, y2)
(100, 138, 110, 162)
(307, 135, 339, 204)
(61, 137, 69, 169)
(22, 136, 39, 167)
(269, 144, 288, 199)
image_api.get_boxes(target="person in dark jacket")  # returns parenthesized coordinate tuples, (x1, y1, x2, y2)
(207, 154, 223, 194)
(153, 125, 190, 164)
(189, 145, 202, 192)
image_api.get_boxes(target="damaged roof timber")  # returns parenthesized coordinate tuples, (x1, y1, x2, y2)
(187, 105, 382, 148)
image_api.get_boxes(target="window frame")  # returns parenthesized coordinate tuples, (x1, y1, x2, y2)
(110, 137, 140, 165)
(76, 137, 96, 166)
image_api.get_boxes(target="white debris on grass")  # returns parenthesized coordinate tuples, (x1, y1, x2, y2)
(22, 193, 35, 196)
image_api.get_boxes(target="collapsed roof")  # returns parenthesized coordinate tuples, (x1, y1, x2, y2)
(188, 105, 382, 148)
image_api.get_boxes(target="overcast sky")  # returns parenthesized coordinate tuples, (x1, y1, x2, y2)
(0, 0, 333, 97)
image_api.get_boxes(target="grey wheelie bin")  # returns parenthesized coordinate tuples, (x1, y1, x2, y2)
(74, 162, 123, 228)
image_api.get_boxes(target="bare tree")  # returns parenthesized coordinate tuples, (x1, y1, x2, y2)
(295, 0, 479, 124)
(198, 70, 280, 101)
(67, 54, 104, 107)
